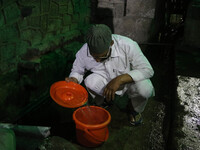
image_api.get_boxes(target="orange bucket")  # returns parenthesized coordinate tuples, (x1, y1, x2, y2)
(73, 106, 111, 147)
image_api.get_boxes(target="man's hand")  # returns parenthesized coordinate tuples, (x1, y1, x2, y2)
(103, 74, 134, 102)
(65, 77, 78, 83)
(103, 77, 121, 102)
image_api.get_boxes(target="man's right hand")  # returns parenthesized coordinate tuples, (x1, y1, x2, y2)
(65, 77, 78, 83)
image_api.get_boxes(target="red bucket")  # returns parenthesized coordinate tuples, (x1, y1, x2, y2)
(73, 106, 111, 147)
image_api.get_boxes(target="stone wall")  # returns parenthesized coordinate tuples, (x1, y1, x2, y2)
(0, 0, 91, 121)
(94, 0, 157, 43)
(0, 0, 90, 74)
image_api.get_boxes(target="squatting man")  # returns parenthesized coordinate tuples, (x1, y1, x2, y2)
(65, 24, 155, 125)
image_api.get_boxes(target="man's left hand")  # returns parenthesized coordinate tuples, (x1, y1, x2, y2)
(103, 77, 121, 102)
(103, 74, 134, 102)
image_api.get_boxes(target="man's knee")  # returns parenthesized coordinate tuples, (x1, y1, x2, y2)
(128, 79, 154, 99)
(136, 80, 154, 98)
(84, 74, 95, 91)
(84, 73, 107, 96)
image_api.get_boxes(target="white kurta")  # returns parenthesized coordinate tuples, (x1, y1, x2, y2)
(69, 34, 155, 112)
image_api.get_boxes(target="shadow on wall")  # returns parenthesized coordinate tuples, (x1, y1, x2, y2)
(91, 7, 114, 33)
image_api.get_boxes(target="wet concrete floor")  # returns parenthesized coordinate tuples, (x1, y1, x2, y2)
(15, 45, 173, 150)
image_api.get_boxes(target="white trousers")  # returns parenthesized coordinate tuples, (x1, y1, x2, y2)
(84, 73, 155, 113)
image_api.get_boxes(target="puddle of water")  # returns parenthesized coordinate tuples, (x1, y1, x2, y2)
(149, 103, 165, 150)
(177, 75, 200, 149)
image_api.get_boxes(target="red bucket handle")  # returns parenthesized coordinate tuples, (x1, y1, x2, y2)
(84, 128, 109, 142)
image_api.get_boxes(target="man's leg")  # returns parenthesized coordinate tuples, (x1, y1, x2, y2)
(126, 79, 154, 125)
(84, 73, 108, 106)
(127, 79, 154, 113)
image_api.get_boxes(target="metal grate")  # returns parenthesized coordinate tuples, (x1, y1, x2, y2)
(165, 0, 190, 24)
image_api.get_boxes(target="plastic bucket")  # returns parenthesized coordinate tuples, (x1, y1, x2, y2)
(73, 106, 111, 147)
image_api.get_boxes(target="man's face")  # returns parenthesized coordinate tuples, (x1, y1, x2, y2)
(90, 47, 111, 62)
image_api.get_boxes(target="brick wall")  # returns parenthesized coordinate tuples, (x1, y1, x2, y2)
(93, 0, 156, 43)
(0, 0, 91, 121)
(0, 0, 90, 74)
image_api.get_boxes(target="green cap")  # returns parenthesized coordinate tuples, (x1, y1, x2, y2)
(85, 24, 112, 54)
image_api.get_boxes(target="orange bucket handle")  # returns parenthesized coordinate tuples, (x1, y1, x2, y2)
(84, 128, 109, 142)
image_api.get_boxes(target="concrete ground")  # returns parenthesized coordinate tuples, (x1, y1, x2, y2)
(22, 44, 198, 150)
(72, 97, 166, 150)
(18, 45, 170, 150)
(1, 45, 173, 150)
(35, 94, 166, 150)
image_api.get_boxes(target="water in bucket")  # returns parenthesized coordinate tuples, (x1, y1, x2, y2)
(73, 106, 111, 147)
(78, 105, 106, 125)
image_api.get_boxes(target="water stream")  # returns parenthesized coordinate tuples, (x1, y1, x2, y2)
(79, 105, 100, 125)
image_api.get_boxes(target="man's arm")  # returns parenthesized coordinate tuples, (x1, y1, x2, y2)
(103, 73, 133, 101)
(65, 45, 87, 84)
(127, 41, 154, 82)
(103, 40, 153, 101)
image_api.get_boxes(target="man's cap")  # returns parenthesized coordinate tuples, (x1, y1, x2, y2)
(85, 24, 112, 54)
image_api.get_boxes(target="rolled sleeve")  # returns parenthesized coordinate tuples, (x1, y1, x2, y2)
(68, 47, 86, 84)
(69, 72, 84, 84)
(128, 68, 154, 82)
(127, 41, 154, 82)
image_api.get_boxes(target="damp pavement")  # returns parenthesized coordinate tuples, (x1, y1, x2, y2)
(34, 96, 166, 150)
(37, 45, 200, 150)
(14, 46, 169, 150)
(3, 44, 200, 150)
(171, 45, 200, 150)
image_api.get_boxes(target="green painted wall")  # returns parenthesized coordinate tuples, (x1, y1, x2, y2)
(0, 0, 91, 121)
